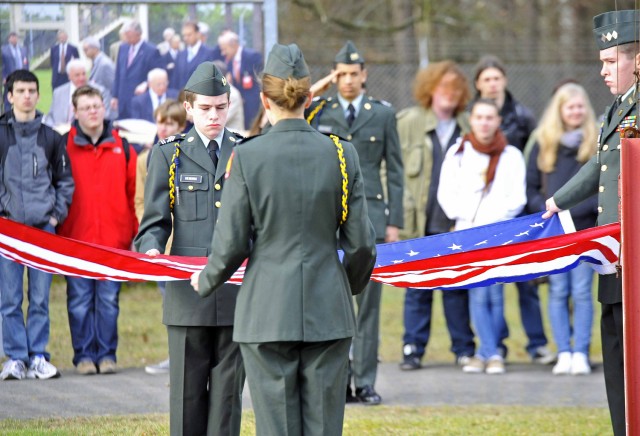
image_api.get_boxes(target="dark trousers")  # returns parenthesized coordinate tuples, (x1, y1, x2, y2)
(601, 301, 625, 436)
(402, 288, 475, 358)
(168, 325, 244, 436)
(241, 338, 351, 436)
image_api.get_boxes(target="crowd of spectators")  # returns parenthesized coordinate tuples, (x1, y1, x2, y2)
(0, 14, 604, 416)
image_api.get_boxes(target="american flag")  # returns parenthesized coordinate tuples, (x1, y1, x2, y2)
(0, 213, 619, 289)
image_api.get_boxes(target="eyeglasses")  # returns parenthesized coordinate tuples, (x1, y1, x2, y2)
(76, 104, 104, 113)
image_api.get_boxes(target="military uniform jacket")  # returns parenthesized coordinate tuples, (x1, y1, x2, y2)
(134, 127, 242, 326)
(554, 93, 635, 304)
(314, 94, 404, 239)
(198, 119, 377, 343)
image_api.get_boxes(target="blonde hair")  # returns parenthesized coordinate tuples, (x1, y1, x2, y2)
(536, 83, 598, 173)
(261, 74, 310, 111)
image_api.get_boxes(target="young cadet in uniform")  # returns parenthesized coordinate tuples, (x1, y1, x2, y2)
(191, 43, 377, 436)
(543, 10, 640, 436)
(311, 40, 403, 405)
(134, 62, 244, 436)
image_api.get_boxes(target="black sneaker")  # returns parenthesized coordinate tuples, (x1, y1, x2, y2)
(355, 385, 382, 405)
(400, 344, 421, 370)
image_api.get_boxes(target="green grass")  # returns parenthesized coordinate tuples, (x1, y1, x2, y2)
(0, 406, 610, 435)
(33, 69, 53, 115)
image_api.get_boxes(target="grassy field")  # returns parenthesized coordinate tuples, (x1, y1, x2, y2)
(0, 406, 611, 435)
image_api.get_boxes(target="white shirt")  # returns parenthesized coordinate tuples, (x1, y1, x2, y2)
(437, 138, 526, 230)
(188, 40, 202, 62)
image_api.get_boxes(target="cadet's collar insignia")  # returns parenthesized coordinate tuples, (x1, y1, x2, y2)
(364, 102, 372, 110)
(229, 136, 236, 142)
(225, 150, 235, 179)
(327, 97, 333, 102)
(332, 103, 338, 109)
(350, 52, 359, 62)
(187, 136, 195, 142)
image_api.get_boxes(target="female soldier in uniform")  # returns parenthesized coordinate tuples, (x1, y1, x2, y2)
(190, 43, 377, 435)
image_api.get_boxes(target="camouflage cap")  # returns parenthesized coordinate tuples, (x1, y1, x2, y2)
(334, 40, 364, 64)
(594, 10, 640, 50)
(263, 43, 310, 80)
(184, 61, 230, 96)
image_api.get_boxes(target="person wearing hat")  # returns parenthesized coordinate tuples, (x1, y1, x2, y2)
(191, 43, 377, 435)
(310, 40, 403, 405)
(543, 10, 640, 435)
(134, 62, 245, 436)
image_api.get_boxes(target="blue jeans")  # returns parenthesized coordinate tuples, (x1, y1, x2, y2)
(403, 288, 475, 357)
(66, 277, 121, 366)
(499, 280, 548, 357)
(469, 284, 507, 360)
(548, 264, 594, 355)
(0, 224, 55, 363)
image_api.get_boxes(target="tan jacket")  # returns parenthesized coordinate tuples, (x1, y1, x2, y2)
(397, 106, 469, 239)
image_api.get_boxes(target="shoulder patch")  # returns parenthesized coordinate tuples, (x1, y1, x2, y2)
(370, 97, 393, 108)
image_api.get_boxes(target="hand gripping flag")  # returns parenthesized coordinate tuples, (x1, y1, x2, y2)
(0, 212, 620, 289)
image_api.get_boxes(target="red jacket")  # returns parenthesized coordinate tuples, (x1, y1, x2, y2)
(58, 123, 138, 250)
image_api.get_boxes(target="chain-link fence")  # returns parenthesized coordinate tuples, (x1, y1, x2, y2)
(309, 62, 615, 121)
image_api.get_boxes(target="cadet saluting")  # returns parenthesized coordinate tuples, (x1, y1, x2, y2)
(191, 43, 377, 435)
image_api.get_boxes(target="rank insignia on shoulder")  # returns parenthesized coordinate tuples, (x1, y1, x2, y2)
(318, 124, 333, 134)
(159, 134, 185, 145)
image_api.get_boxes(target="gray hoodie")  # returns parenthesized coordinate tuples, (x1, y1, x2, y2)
(0, 111, 74, 227)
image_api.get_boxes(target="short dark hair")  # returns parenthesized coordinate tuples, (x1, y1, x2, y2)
(6, 69, 39, 94)
(71, 85, 102, 109)
(470, 97, 501, 114)
(473, 55, 506, 83)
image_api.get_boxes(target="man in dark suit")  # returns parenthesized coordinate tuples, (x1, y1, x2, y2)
(130, 68, 178, 122)
(134, 62, 244, 436)
(218, 31, 263, 129)
(544, 10, 640, 436)
(161, 34, 182, 88)
(50, 30, 79, 90)
(172, 21, 216, 91)
(2, 32, 29, 111)
(111, 20, 162, 120)
(311, 41, 403, 406)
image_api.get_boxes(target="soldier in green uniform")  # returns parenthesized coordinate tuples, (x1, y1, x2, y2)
(191, 43, 377, 436)
(543, 10, 640, 436)
(311, 40, 403, 405)
(134, 62, 244, 436)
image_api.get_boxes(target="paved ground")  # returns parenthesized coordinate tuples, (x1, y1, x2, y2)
(0, 361, 607, 420)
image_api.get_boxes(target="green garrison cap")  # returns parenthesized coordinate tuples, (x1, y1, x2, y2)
(334, 40, 364, 64)
(594, 10, 640, 50)
(263, 43, 310, 79)
(184, 61, 230, 96)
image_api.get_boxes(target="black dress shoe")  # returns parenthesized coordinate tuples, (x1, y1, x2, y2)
(346, 385, 358, 403)
(355, 385, 382, 405)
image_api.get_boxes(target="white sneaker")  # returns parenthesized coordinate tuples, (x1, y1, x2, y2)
(26, 355, 61, 380)
(485, 355, 506, 375)
(532, 346, 557, 365)
(145, 358, 170, 375)
(552, 352, 572, 375)
(462, 356, 485, 373)
(1, 359, 27, 380)
(571, 352, 591, 375)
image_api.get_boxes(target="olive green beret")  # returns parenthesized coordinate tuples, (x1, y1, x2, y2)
(594, 10, 640, 50)
(184, 61, 230, 96)
(263, 43, 309, 79)
(334, 40, 364, 64)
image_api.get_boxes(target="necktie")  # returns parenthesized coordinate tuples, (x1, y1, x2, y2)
(127, 45, 135, 67)
(60, 44, 66, 74)
(187, 48, 194, 62)
(13, 46, 22, 69)
(207, 140, 219, 168)
(346, 104, 356, 127)
(608, 96, 622, 122)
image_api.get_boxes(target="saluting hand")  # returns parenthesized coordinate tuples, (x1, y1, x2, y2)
(190, 271, 201, 292)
